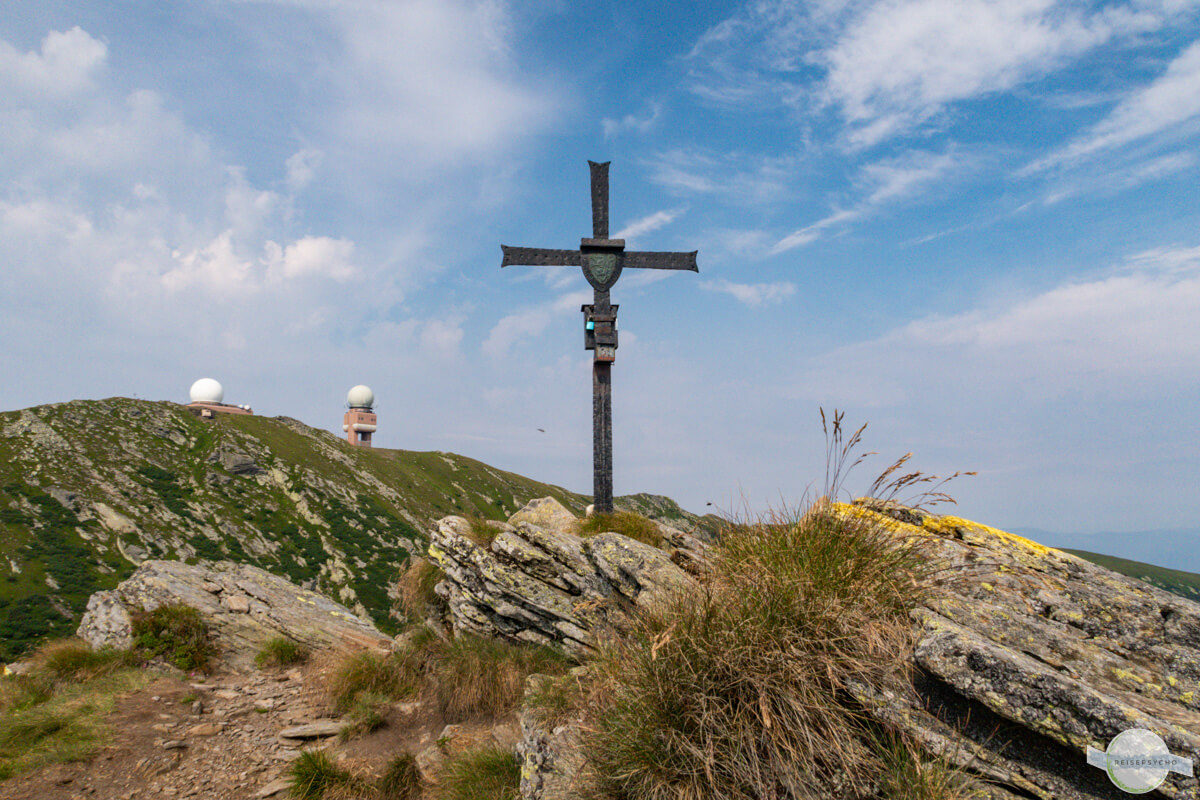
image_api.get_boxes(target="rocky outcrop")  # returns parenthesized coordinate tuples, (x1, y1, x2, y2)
(500, 501, 1199, 800)
(427, 498, 702, 654)
(839, 501, 1200, 800)
(77, 560, 392, 668)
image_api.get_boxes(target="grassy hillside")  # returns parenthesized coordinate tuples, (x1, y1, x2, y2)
(1063, 549, 1200, 602)
(0, 398, 718, 659)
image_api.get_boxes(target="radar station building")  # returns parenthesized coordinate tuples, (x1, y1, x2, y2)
(343, 385, 376, 447)
(186, 378, 253, 418)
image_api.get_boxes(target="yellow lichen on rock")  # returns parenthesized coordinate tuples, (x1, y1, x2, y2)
(928, 514, 1054, 556)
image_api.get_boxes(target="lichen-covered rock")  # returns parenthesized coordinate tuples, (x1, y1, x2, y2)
(428, 499, 698, 654)
(518, 674, 591, 800)
(507, 497, 578, 534)
(77, 560, 392, 668)
(842, 501, 1200, 800)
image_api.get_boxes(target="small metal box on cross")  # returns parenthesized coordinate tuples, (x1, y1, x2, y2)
(500, 161, 698, 513)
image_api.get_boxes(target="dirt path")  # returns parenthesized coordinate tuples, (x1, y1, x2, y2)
(0, 657, 483, 800)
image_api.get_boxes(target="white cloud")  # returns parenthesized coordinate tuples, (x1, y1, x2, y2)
(687, 1, 1197, 147)
(602, 103, 662, 138)
(320, 0, 563, 164)
(0, 27, 107, 97)
(1024, 39, 1200, 171)
(164, 231, 254, 294)
(615, 208, 686, 241)
(482, 290, 592, 357)
(265, 236, 357, 282)
(820, 0, 1118, 146)
(285, 147, 323, 192)
(803, 245, 1200, 405)
(700, 278, 797, 306)
(420, 317, 465, 357)
(224, 168, 281, 237)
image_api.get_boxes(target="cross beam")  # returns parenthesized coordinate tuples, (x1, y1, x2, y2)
(500, 161, 698, 513)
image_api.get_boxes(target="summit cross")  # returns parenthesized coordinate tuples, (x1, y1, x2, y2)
(500, 160, 698, 513)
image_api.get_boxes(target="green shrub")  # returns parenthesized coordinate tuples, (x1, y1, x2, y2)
(434, 746, 520, 800)
(378, 752, 422, 800)
(130, 604, 217, 672)
(581, 503, 931, 800)
(576, 511, 663, 549)
(286, 749, 357, 799)
(255, 637, 310, 669)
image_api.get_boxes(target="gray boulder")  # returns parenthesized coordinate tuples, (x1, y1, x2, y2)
(427, 499, 699, 654)
(847, 500, 1200, 800)
(77, 560, 392, 668)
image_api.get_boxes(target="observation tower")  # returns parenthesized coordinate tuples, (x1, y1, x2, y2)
(343, 385, 376, 447)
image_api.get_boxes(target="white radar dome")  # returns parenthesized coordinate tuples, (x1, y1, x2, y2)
(347, 384, 375, 409)
(189, 378, 224, 404)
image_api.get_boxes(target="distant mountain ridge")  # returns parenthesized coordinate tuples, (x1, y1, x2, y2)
(1013, 526, 1200, 574)
(0, 398, 719, 660)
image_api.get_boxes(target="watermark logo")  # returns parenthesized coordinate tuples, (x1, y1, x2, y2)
(1086, 729, 1193, 794)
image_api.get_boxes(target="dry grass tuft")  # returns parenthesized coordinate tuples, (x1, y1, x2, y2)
(397, 558, 446, 622)
(323, 628, 570, 725)
(573, 408, 974, 800)
(576, 511, 663, 549)
(433, 745, 520, 800)
(875, 730, 987, 800)
(582, 504, 929, 799)
(432, 634, 570, 721)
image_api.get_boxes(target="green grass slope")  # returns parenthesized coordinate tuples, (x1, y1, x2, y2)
(0, 398, 717, 660)
(1064, 549, 1200, 602)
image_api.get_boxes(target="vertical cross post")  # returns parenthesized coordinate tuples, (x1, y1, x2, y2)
(589, 162, 614, 511)
(500, 162, 698, 514)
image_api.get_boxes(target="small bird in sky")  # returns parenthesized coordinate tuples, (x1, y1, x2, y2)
(537, 428, 545, 433)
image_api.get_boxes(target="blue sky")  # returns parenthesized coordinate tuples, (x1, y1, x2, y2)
(2, 1, 1199, 566)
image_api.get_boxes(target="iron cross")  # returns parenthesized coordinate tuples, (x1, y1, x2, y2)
(500, 161, 698, 513)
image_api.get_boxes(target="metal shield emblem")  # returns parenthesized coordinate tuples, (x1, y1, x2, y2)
(584, 252, 620, 291)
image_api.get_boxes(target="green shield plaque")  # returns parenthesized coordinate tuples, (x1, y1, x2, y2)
(584, 252, 621, 291)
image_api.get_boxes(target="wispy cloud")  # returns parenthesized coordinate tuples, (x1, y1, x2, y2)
(1023, 38, 1200, 173)
(615, 207, 686, 241)
(700, 278, 797, 306)
(802, 243, 1200, 405)
(771, 149, 965, 253)
(686, 0, 1196, 148)
(482, 289, 592, 357)
(645, 149, 799, 205)
(602, 102, 662, 138)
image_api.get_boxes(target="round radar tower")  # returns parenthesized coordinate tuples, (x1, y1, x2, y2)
(347, 384, 375, 410)
(189, 378, 224, 404)
(343, 385, 377, 447)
